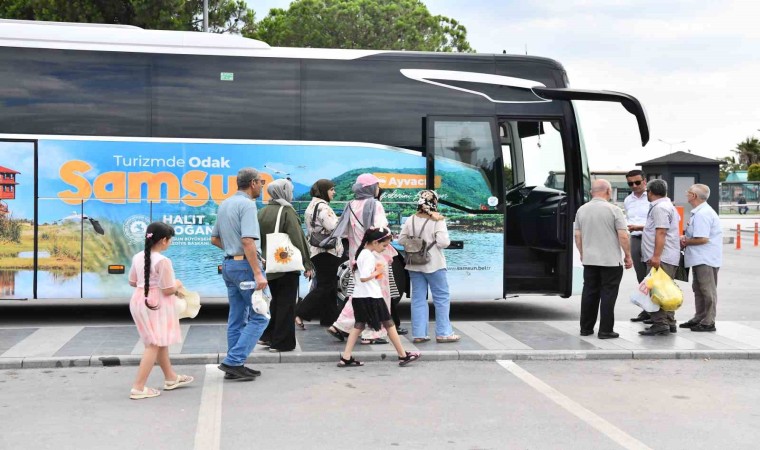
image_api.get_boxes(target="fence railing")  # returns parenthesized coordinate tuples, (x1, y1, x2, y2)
(719, 203, 760, 214)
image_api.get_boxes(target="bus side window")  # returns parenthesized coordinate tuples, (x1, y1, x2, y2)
(500, 122, 515, 188)
(519, 121, 566, 193)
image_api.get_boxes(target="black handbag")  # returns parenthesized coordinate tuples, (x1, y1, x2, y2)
(308, 202, 338, 249)
(674, 251, 689, 282)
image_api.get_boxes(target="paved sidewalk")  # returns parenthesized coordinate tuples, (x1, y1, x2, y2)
(3, 319, 760, 369)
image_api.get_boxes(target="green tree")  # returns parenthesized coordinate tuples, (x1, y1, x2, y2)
(718, 155, 742, 182)
(0, 0, 255, 33)
(748, 163, 760, 182)
(732, 137, 760, 167)
(250, 0, 474, 52)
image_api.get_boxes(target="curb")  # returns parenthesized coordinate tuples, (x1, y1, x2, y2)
(5, 349, 760, 370)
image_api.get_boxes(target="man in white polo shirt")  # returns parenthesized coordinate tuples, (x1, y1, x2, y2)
(679, 184, 722, 332)
(574, 179, 633, 339)
(623, 169, 650, 322)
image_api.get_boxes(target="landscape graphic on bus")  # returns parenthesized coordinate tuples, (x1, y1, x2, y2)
(0, 138, 503, 300)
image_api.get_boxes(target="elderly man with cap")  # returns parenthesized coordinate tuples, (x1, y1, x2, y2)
(638, 179, 682, 336)
(679, 184, 722, 332)
(574, 179, 633, 339)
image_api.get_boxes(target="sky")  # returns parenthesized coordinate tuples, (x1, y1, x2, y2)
(247, 0, 760, 171)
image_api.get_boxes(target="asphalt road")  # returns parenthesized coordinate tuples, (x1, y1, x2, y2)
(2, 359, 759, 450)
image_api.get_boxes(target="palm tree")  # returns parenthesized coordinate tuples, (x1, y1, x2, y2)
(732, 137, 760, 167)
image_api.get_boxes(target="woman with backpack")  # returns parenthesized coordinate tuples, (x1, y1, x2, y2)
(398, 190, 460, 343)
(296, 179, 343, 328)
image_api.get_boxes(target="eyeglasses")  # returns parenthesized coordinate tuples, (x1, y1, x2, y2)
(627, 180, 643, 187)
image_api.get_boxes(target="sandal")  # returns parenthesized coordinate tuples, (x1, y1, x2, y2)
(164, 374, 194, 391)
(436, 334, 461, 343)
(295, 317, 306, 330)
(337, 356, 364, 367)
(412, 337, 431, 343)
(360, 338, 388, 345)
(398, 351, 421, 366)
(326, 327, 345, 342)
(130, 386, 161, 400)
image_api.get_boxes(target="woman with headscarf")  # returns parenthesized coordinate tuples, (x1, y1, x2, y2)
(398, 190, 460, 343)
(295, 179, 343, 328)
(326, 173, 398, 344)
(257, 179, 314, 352)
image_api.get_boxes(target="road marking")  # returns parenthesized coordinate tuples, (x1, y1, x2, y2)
(2, 326, 83, 358)
(545, 321, 630, 350)
(497, 360, 652, 450)
(194, 364, 224, 450)
(714, 322, 760, 348)
(131, 323, 191, 355)
(455, 322, 532, 350)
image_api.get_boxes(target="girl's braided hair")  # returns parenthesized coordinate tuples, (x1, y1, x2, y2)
(143, 222, 175, 310)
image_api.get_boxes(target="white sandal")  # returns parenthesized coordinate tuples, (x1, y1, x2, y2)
(130, 386, 161, 400)
(164, 374, 194, 391)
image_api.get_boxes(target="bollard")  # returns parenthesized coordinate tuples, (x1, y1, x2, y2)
(755, 222, 758, 247)
(736, 224, 741, 250)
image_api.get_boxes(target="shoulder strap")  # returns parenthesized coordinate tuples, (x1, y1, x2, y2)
(416, 218, 430, 238)
(311, 202, 322, 227)
(274, 206, 285, 232)
(348, 203, 364, 229)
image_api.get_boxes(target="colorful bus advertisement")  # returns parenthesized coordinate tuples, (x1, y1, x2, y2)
(0, 138, 503, 300)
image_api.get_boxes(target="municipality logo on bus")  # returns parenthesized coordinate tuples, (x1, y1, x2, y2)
(123, 215, 151, 244)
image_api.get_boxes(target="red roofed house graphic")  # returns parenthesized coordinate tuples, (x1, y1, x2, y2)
(0, 164, 20, 216)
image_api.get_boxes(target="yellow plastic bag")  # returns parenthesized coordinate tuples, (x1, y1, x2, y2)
(645, 267, 683, 311)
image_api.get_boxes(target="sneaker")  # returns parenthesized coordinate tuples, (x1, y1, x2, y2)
(218, 363, 255, 380)
(244, 367, 262, 377)
(224, 366, 260, 380)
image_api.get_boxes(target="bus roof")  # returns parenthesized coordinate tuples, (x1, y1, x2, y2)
(0, 19, 563, 67)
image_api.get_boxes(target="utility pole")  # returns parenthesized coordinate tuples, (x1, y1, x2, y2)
(203, 0, 209, 32)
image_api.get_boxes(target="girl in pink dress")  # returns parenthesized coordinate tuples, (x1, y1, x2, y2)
(128, 222, 194, 400)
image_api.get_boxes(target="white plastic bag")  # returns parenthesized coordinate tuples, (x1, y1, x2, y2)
(251, 288, 272, 319)
(630, 273, 659, 313)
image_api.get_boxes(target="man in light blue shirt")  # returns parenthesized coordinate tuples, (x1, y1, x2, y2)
(679, 184, 722, 332)
(638, 179, 682, 336)
(211, 167, 269, 381)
